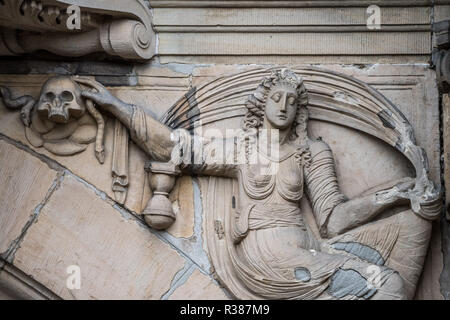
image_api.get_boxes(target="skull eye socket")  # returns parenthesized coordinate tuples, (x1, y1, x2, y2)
(44, 92, 56, 101)
(61, 91, 74, 102)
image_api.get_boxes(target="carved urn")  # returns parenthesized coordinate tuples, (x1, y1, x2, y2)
(143, 161, 181, 230)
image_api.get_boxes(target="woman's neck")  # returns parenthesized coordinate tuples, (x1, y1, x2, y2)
(262, 119, 291, 146)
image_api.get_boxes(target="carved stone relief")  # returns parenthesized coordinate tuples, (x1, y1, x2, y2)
(0, 0, 156, 60)
(0, 76, 105, 162)
(433, 20, 450, 93)
(0, 67, 442, 300)
(160, 67, 442, 300)
(433, 19, 450, 220)
(0, 76, 132, 204)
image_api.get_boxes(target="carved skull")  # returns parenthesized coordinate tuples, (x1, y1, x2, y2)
(37, 76, 86, 124)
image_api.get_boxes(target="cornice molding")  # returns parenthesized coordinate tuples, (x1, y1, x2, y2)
(150, 0, 441, 8)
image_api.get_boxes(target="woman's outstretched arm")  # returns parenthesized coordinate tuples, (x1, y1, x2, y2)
(305, 139, 413, 239)
(75, 77, 176, 162)
(74, 77, 238, 177)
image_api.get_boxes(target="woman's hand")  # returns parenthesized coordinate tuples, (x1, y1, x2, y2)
(73, 76, 134, 127)
(73, 76, 121, 110)
(375, 177, 415, 205)
(392, 177, 416, 194)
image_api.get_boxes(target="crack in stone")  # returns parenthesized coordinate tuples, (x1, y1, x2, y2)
(0, 133, 208, 278)
(0, 133, 64, 172)
(64, 170, 213, 275)
(151, 177, 213, 274)
(160, 261, 195, 300)
(0, 171, 65, 263)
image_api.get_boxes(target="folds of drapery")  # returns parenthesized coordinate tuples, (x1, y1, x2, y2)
(304, 141, 347, 238)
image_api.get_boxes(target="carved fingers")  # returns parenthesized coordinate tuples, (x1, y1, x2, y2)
(375, 188, 401, 205)
(374, 174, 440, 217)
(73, 76, 106, 93)
(73, 76, 116, 109)
(393, 177, 416, 193)
(72, 77, 107, 164)
(374, 179, 414, 205)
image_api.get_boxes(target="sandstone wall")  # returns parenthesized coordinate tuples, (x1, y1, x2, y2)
(0, 1, 448, 300)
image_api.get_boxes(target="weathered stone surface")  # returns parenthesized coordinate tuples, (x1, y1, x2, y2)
(0, 77, 183, 216)
(444, 94, 450, 219)
(441, 218, 450, 299)
(152, 3, 431, 64)
(153, 7, 430, 26)
(125, 141, 152, 214)
(135, 63, 191, 89)
(414, 221, 444, 300)
(0, 107, 126, 210)
(308, 120, 414, 198)
(192, 65, 257, 88)
(435, 4, 450, 22)
(113, 87, 186, 120)
(169, 269, 229, 300)
(0, 59, 135, 76)
(309, 64, 441, 183)
(159, 32, 430, 57)
(12, 175, 186, 300)
(0, 263, 60, 300)
(0, 63, 445, 300)
(0, 0, 156, 60)
(0, 140, 57, 255)
(167, 176, 195, 239)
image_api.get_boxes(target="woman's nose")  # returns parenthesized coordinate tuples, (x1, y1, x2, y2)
(280, 95, 287, 111)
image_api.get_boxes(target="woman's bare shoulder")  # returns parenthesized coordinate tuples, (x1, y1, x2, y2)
(306, 137, 333, 155)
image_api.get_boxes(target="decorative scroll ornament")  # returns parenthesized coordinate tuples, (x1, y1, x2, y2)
(0, 0, 156, 60)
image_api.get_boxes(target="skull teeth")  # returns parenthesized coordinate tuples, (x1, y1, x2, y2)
(48, 109, 69, 123)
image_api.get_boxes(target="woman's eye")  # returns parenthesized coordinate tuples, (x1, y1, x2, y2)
(288, 97, 295, 105)
(271, 94, 281, 102)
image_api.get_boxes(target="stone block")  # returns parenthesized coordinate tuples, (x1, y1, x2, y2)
(169, 269, 229, 300)
(0, 140, 57, 255)
(12, 175, 186, 300)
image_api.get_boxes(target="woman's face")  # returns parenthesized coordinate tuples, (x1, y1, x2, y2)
(265, 83, 298, 130)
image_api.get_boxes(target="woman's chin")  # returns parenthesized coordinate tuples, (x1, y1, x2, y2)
(265, 116, 295, 131)
(270, 122, 291, 130)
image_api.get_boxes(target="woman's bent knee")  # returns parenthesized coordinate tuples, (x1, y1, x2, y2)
(375, 272, 407, 300)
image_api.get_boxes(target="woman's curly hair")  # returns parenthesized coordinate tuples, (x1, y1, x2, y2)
(244, 69, 309, 145)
